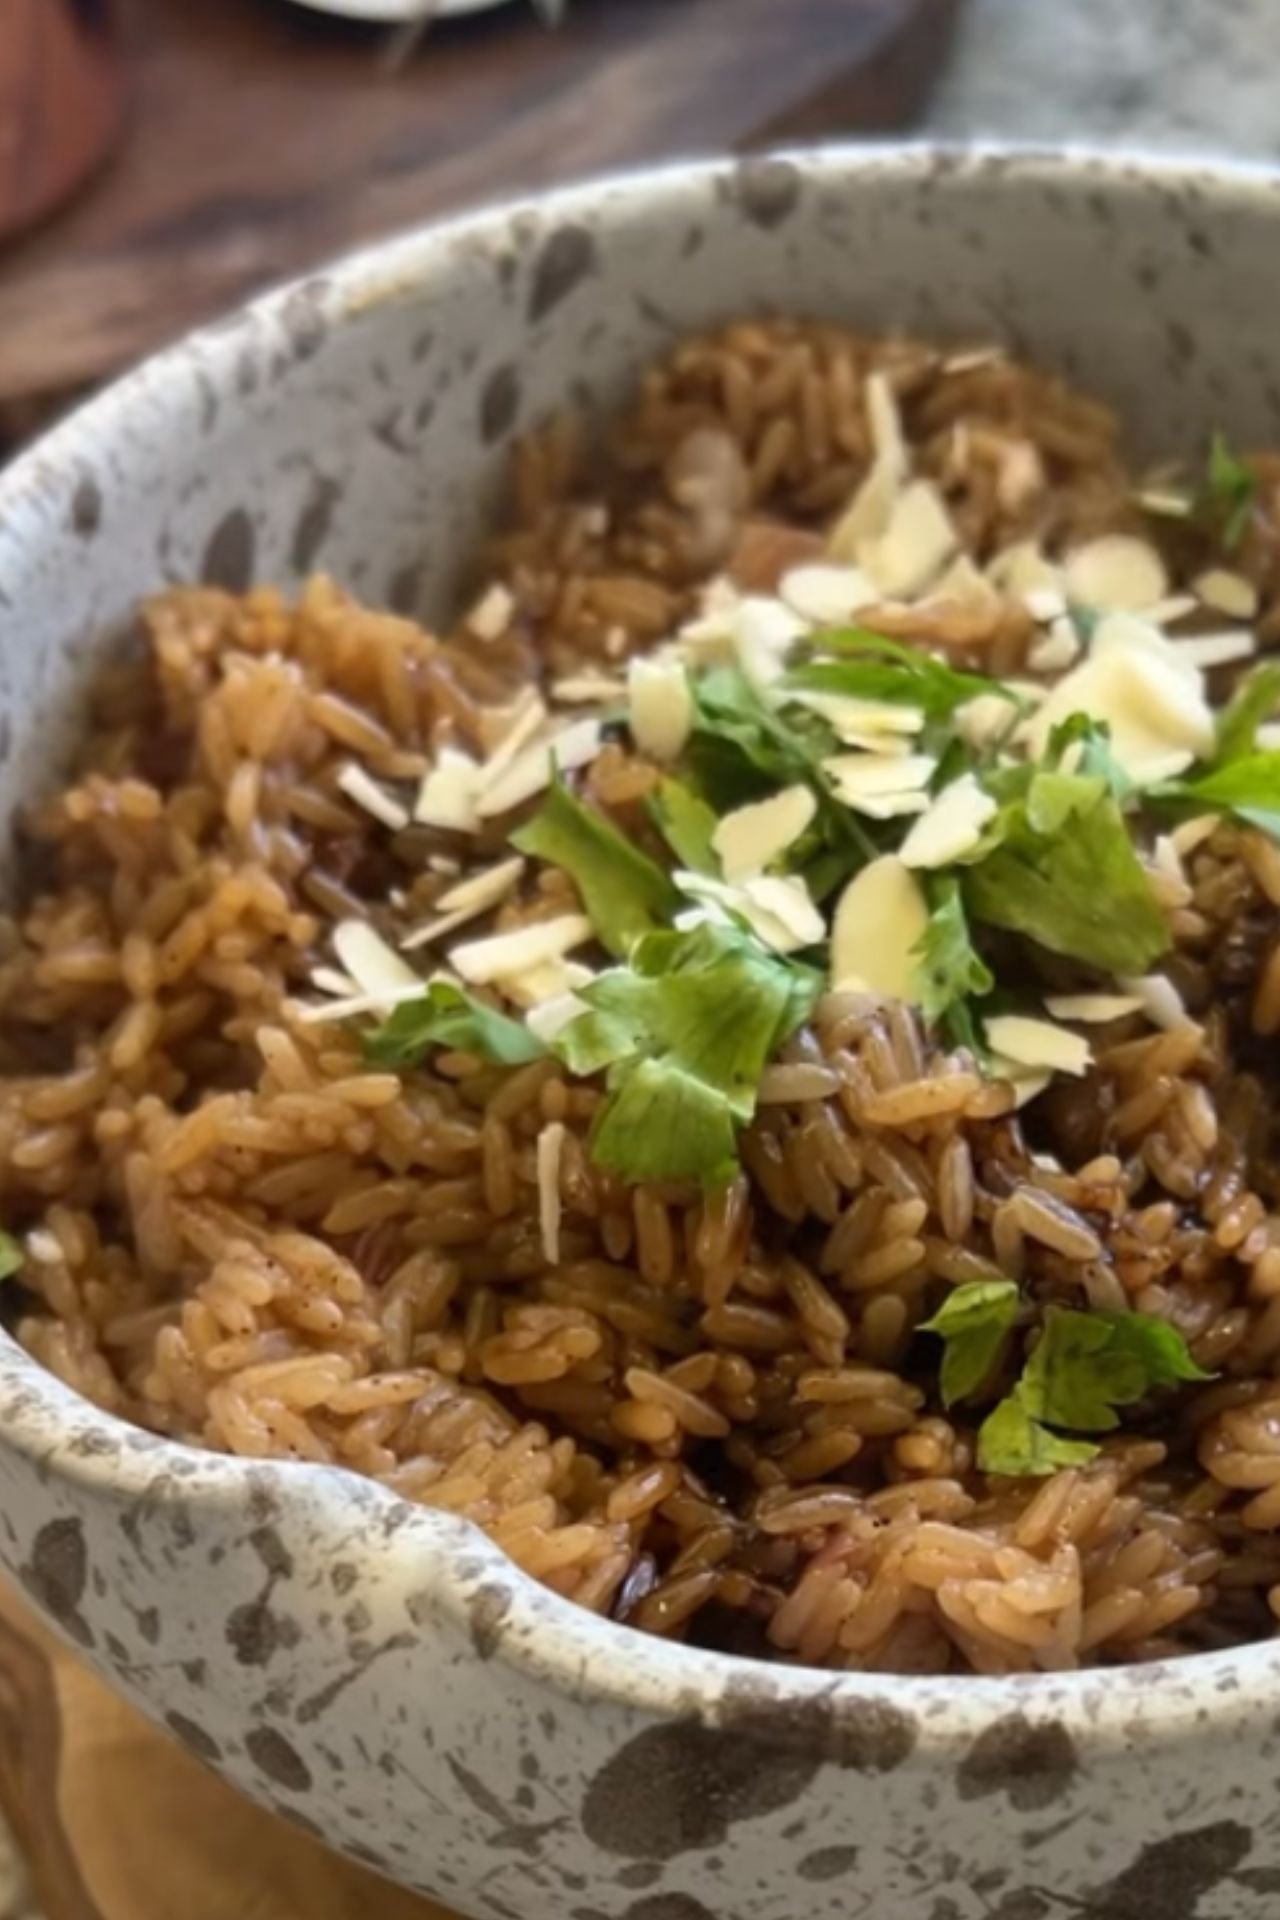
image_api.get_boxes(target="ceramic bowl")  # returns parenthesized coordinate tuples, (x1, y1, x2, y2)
(2, 147, 1279, 1920)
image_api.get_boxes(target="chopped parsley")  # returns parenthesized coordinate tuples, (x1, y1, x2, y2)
(977, 1305, 1211, 1477)
(364, 983, 546, 1069)
(789, 629, 1019, 725)
(1196, 430, 1257, 551)
(647, 777, 720, 875)
(920, 1279, 1019, 1406)
(1167, 752, 1280, 843)
(1210, 661, 1280, 766)
(912, 875, 993, 1034)
(0, 1231, 22, 1282)
(961, 765, 1170, 975)
(554, 922, 820, 1186)
(511, 775, 678, 958)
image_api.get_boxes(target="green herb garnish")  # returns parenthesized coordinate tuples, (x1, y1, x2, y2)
(788, 629, 1019, 724)
(555, 922, 820, 1186)
(511, 774, 678, 958)
(1196, 430, 1257, 551)
(912, 875, 994, 1028)
(1163, 752, 1280, 844)
(977, 1305, 1211, 1477)
(364, 983, 547, 1069)
(920, 1279, 1020, 1407)
(1211, 662, 1280, 765)
(962, 767, 1170, 975)
(647, 777, 720, 875)
(0, 1231, 22, 1282)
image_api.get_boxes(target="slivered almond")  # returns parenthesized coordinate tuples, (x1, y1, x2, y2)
(674, 871, 823, 954)
(1027, 618, 1080, 673)
(476, 718, 602, 819)
(984, 1015, 1091, 1078)
(415, 748, 484, 832)
(1027, 614, 1214, 785)
(861, 480, 958, 599)
(822, 753, 936, 814)
(986, 540, 1064, 603)
(732, 595, 807, 695)
(1064, 534, 1168, 613)
(899, 774, 996, 869)
(1044, 993, 1145, 1024)
(830, 857, 928, 1003)
(713, 785, 817, 882)
(537, 1122, 566, 1267)
(336, 764, 410, 831)
(628, 657, 692, 762)
(1117, 973, 1200, 1033)
(297, 982, 427, 1026)
(791, 689, 925, 742)
(332, 922, 421, 1000)
(401, 856, 526, 952)
(450, 914, 593, 987)
(1169, 630, 1256, 670)
(1193, 567, 1259, 620)
(779, 563, 879, 626)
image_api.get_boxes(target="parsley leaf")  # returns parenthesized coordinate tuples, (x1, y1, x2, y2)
(511, 774, 678, 958)
(962, 769, 1170, 975)
(977, 1396, 1101, 1477)
(364, 983, 547, 1069)
(647, 778, 720, 875)
(0, 1231, 22, 1282)
(789, 629, 1018, 723)
(555, 922, 820, 1186)
(1046, 714, 1134, 805)
(1162, 752, 1280, 844)
(1196, 430, 1257, 551)
(977, 1306, 1211, 1477)
(920, 1279, 1020, 1406)
(1212, 662, 1280, 765)
(689, 664, 875, 876)
(912, 875, 994, 1025)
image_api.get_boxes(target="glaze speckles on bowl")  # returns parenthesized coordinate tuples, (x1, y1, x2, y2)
(4, 148, 1280, 1919)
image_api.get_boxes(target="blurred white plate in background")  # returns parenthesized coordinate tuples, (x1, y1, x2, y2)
(286, 0, 513, 20)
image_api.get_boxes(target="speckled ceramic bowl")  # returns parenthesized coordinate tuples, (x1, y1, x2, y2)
(2, 147, 1280, 1920)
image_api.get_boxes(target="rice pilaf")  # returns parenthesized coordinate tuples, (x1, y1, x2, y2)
(8, 319, 1280, 1674)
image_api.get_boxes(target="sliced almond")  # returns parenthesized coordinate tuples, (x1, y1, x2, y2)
(674, 871, 822, 954)
(336, 763, 411, 832)
(501, 958, 596, 1012)
(401, 856, 526, 952)
(986, 540, 1064, 604)
(955, 691, 1022, 754)
(311, 966, 360, 998)
(1193, 567, 1259, 620)
(984, 1015, 1091, 1078)
(899, 773, 997, 869)
(467, 582, 516, 642)
(1169, 629, 1256, 670)
(827, 373, 910, 559)
(536, 1121, 566, 1267)
(297, 982, 427, 1026)
(1135, 487, 1192, 519)
(476, 687, 546, 761)
(1117, 973, 1200, 1034)
(1027, 615, 1214, 786)
(450, 914, 593, 987)
(628, 656, 692, 762)
(332, 921, 421, 1002)
(830, 856, 928, 1003)
(861, 480, 958, 600)
(713, 784, 817, 882)
(1144, 594, 1199, 628)
(476, 718, 602, 819)
(733, 595, 807, 695)
(990, 1060, 1053, 1110)
(1043, 993, 1145, 1024)
(1024, 585, 1069, 624)
(791, 689, 926, 743)
(1064, 534, 1168, 613)
(415, 748, 484, 832)
(822, 753, 937, 811)
(779, 563, 879, 627)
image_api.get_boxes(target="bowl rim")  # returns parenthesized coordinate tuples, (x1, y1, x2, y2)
(4, 139, 1280, 1751)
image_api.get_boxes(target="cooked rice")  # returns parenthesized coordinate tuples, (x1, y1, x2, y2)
(8, 319, 1280, 1674)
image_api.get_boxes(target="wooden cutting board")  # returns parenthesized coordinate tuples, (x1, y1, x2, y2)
(0, 1578, 450, 1920)
(0, 0, 961, 421)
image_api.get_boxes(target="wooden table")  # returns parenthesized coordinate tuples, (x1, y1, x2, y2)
(0, 1578, 449, 1920)
(0, 0, 960, 435)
